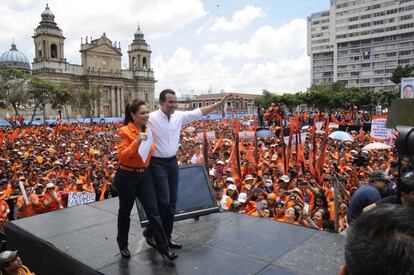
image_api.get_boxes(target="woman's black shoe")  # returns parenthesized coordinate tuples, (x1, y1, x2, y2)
(120, 247, 131, 258)
(168, 240, 183, 249)
(143, 229, 156, 248)
(160, 250, 178, 261)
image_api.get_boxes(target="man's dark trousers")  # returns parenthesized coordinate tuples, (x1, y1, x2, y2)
(149, 156, 179, 240)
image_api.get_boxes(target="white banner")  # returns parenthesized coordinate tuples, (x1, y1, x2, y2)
(196, 131, 216, 141)
(238, 131, 255, 140)
(370, 116, 392, 140)
(315, 122, 323, 131)
(67, 192, 96, 207)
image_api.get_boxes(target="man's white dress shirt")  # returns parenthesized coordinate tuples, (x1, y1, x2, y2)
(148, 108, 202, 158)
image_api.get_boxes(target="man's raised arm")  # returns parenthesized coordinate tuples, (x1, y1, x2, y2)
(200, 93, 232, 116)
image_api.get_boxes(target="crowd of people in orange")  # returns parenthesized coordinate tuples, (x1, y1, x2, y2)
(179, 106, 412, 233)
(0, 106, 412, 234)
(0, 122, 120, 231)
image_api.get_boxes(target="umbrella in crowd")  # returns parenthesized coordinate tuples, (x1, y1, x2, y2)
(362, 142, 392, 151)
(329, 131, 354, 142)
(256, 130, 275, 138)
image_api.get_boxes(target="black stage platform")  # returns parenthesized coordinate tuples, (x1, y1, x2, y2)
(6, 198, 345, 275)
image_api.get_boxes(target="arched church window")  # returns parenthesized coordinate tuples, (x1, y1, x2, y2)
(132, 57, 136, 69)
(143, 57, 147, 69)
(51, 44, 58, 58)
(38, 43, 42, 58)
(42, 41, 46, 58)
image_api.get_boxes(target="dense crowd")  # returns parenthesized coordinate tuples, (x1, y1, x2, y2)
(0, 123, 120, 232)
(0, 106, 412, 235)
(179, 106, 413, 233)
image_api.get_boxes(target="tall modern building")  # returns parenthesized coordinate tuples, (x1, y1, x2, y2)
(308, 0, 414, 91)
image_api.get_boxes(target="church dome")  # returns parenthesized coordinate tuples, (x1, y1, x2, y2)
(0, 42, 31, 72)
(41, 4, 55, 21)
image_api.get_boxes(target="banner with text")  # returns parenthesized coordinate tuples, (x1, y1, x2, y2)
(196, 131, 216, 141)
(370, 115, 392, 141)
(67, 192, 96, 207)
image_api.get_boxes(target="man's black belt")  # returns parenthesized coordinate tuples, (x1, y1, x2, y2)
(152, 156, 177, 161)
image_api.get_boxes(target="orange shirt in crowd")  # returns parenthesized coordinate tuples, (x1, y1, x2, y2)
(42, 192, 62, 212)
(16, 196, 36, 218)
(0, 200, 9, 223)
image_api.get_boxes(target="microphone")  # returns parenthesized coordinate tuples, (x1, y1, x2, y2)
(141, 125, 146, 132)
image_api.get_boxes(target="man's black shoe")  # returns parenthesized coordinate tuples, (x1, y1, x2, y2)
(120, 247, 131, 258)
(168, 240, 183, 249)
(143, 229, 156, 248)
(160, 249, 178, 261)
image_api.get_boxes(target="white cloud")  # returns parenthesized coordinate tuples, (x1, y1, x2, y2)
(0, 0, 207, 64)
(203, 18, 307, 61)
(153, 48, 310, 96)
(208, 5, 264, 32)
(153, 47, 237, 95)
(153, 18, 310, 95)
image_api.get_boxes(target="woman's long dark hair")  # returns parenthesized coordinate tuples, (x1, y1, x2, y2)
(124, 99, 146, 125)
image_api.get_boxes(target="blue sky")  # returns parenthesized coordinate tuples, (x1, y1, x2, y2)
(0, 0, 330, 96)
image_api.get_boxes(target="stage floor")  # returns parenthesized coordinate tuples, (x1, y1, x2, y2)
(8, 198, 345, 275)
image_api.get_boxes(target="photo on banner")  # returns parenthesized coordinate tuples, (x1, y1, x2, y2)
(401, 78, 414, 99)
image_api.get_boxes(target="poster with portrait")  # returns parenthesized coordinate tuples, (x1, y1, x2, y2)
(401, 78, 414, 99)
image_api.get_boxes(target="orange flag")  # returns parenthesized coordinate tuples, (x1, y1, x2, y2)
(315, 116, 330, 183)
(0, 129, 4, 145)
(212, 138, 223, 153)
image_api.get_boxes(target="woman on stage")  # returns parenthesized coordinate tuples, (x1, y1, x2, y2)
(115, 99, 177, 260)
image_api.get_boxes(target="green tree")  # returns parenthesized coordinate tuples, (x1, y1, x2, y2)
(254, 89, 274, 108)
(279, 93, 303, 110)
(28, 77, 56, 124)
(390, 65, 414, 84)
(0, 68, 29, 118)
(51, 82, 74, 121)
(78, 86, 101, 119)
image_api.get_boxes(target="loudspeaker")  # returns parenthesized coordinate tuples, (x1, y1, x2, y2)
(135, 165, 219, 227)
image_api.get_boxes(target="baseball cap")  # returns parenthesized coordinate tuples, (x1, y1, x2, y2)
(279, 175, 290, 183)
(370, 170, 391, 182)
(265, 179, 273, 187)
(225, 177, 234, 183)
(46, 183, 55, 189)
(0, 250, 18, 268)
(244, 174, 254, 181)
(227, 184, 237, 191)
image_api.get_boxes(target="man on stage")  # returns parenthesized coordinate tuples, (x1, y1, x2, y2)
(144, 89, 231, 249)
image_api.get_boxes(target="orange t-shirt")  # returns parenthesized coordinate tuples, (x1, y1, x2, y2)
(0, 200, 9, 222)
(117, 122, 155, 168)
(16, 196, 36, 218)
(42, 192, 62, 212)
